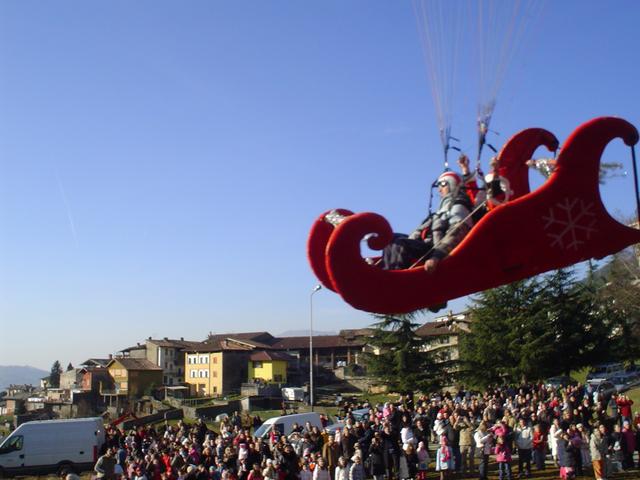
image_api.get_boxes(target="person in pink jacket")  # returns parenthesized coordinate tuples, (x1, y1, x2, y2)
(494, 436, 512, 480)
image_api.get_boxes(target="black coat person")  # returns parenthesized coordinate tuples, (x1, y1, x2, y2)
(398, 447, 418, 480)
(381, 427, 400, 479)
(366, 439, 386, 479)
(280, 446, 299, 480)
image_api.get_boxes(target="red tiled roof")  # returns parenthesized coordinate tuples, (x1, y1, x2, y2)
(80, 358, 112, 367)
(416, 313, 471, 337)
(184, 339, 254, 353)
(249, 351, 294, 362)
(147, 339, 202, 349)
(118, 345, 146, 353)
(339, 328, 375, 338)
(271, 335, 365, 349)
(415, 321, 456, 337)
(108, 358, 162, 371)
(204, 332, 277, 349)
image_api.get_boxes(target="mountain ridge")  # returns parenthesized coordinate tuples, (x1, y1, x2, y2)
(0, 365, 48, 391)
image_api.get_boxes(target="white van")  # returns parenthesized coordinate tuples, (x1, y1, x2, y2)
(0, 417, 106, 477)
(253, 412, 322, 439)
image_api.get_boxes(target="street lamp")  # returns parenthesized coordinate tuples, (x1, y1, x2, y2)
(309, 284, 322, 411)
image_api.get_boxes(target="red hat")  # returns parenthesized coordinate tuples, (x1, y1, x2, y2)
(437, 171, 462, 191)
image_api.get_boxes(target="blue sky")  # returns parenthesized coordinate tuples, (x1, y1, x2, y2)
(1, 1, 638, 370)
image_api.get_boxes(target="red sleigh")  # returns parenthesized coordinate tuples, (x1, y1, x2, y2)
(307, 117, 640, 314)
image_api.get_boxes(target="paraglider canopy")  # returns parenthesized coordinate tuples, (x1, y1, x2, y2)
(412, 0, 545, 168)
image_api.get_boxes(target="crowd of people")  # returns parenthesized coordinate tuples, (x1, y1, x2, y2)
(84, 383, 640, 480)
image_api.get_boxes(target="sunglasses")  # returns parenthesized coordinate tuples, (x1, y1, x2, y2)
(437, 181, 449, 188)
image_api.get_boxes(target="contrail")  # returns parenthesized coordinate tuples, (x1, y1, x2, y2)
(55, 171, 79, 247)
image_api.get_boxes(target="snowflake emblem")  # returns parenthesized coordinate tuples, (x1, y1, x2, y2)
(542, 198, 598, 250)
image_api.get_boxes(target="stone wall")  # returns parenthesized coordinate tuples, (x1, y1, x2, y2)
(185, 400, 242, 420)
(120, 408, 183, 430)
(240, 396, 281, 411)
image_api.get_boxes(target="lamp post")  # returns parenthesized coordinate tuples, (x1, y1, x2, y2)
(310, 284, 322, 411)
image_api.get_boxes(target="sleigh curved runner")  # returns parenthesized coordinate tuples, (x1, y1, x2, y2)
(307, 117, 640, 314)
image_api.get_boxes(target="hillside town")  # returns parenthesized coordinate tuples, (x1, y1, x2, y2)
(0, 313, 469, 427)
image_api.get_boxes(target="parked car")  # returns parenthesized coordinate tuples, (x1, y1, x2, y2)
(611, 372, 640, 393)
(624, 364, 640, 375)
(544, 376, 577, 389)
(588, 380, 617, 400)
(253, 413, 322, 439)
(325, 408, 373, 435)
(586, 363, 625, 383)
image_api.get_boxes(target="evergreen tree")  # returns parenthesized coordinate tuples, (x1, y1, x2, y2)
(66, 362, 74, 371)
(49, 360, 62, 388)
(458, 278, 554, 387)
(540, 269, 589, 376)
(592, 253, 640, 361)
(599, 251, 640, 319)
(460, 261, 639, 388)
(541, 267, 625, 376)
(364, 313, 443, 393)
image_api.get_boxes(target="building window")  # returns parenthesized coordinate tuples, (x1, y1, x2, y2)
(199, 355, 208, 364)
(212, 386, 217, 393)
(274, 374, 283, 382)
(213, 357, 218, 364)
(253, 361, 263, 369)
(190, 370, 197, 378)
(212, 371, 218, 378)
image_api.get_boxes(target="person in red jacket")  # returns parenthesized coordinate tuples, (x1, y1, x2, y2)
(532, 424, 547, 471)
(616, 395, 634, 424)
(247, 464, 264, 480)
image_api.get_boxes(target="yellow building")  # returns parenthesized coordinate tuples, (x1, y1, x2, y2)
(184, 351, 223, 397)
(248, 351, 290, 383)
(184, 340, 252, 397)
(106, 358, 163, 398)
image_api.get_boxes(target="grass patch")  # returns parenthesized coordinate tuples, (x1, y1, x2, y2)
(624, 385, 640, 406)
(571, 367, 590, 384)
